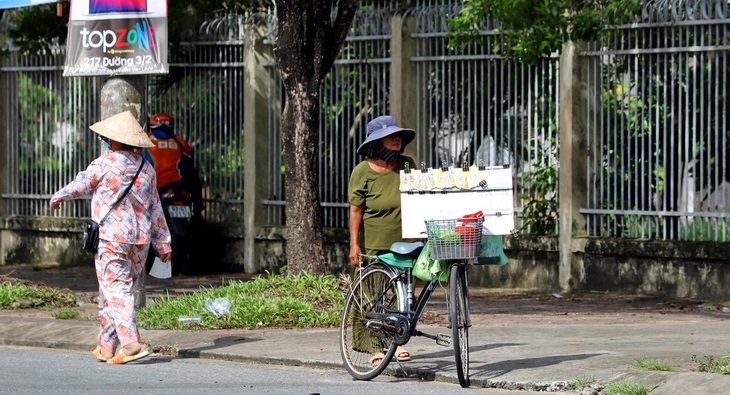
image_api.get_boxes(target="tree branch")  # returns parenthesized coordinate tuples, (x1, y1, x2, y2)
(316, 0, 357, 82)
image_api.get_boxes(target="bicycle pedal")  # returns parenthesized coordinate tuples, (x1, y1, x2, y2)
(436, 333, 452, 347)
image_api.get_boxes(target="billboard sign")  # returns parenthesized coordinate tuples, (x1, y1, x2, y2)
(63, 0, 168, 76)
(0, 1, 58, 9)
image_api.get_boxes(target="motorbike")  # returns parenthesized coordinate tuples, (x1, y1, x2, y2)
(146, 182, 197, 275)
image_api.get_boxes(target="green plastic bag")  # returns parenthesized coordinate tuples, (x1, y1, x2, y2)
(474, 235, 509, 266)
(413, 242, 450, 281)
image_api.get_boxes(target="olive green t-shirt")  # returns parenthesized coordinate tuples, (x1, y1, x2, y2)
(348, 155, 416, 253)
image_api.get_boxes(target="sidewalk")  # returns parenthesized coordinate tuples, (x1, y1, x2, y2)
(2, 265, 730, 393)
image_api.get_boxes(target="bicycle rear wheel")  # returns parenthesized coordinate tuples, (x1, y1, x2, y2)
(449, 262, 470, 387)
(340, 263, 406, 380)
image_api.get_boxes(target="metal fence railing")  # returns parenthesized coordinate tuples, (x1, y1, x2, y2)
(263, 1, 559, 233)
(147, 14, 246, 223)
(1, 14, 246, 224)
(582, 0, 730, 241)
(411, 4, 560, 234)
(1, 48, 101, 219)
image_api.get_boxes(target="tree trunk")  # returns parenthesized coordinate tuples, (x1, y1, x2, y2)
(281, 85, 327, 274)
(274, 0, 358, 275)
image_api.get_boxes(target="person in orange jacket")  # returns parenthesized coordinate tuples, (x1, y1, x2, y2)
(145, 113, 204, 218)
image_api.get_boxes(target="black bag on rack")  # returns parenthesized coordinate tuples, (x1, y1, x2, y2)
(81, 160, 144, 255)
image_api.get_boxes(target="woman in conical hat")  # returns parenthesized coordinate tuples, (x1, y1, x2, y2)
(50, 111, 172, 364)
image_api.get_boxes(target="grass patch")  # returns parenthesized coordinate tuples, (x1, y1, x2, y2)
(51, 307, 97, 321)
(52, 307, 81, 320)
(138, 271, 346, 330)
(693, 352, 730, 374)
(633, 356, 677, 372)
(602, 380, 652, 395)
(569, 375, 595, 389)
(0, 280, 79, 309)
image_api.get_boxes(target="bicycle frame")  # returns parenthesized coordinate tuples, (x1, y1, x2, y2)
(366, 259, 469, 345)
(406, 262, 470, 336)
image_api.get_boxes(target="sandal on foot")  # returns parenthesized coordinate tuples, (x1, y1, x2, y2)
(395, 346, 411, 362)
(369, 352, 385, 367)
(91, 346, 107, 362)
(107, 349, 150, 365)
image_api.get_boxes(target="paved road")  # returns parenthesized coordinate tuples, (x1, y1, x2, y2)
(1, 345, 554, 395)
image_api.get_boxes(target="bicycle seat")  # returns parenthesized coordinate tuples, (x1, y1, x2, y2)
(390, 241, 425, 255)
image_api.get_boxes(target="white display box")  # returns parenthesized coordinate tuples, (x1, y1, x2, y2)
(400, 165, 515, 238)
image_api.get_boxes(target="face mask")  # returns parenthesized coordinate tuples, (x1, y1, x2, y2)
(366, 140, 400, 163)
(99, 136, 112, 150)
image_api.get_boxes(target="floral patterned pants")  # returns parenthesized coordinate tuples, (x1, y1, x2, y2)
(96, 240, 149, 354)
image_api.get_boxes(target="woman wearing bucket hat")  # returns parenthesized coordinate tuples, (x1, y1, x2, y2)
(49, 111, 172, 365)
(348, 115, 416, 366)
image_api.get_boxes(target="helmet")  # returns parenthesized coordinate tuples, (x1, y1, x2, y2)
(150, 113, 174, 129)
(150, 113, 175, 138)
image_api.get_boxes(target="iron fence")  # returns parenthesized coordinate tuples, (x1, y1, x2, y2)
(582, 0, 730, 241)
(1, 47, 101, 218)
(147, 14, 246, 223)
(411, 4, 560, 234)
(1, 14, 246, 224)
(264, 1, 559, 233)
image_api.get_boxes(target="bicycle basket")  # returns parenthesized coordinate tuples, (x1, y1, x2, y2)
(425, 217, 484, 260)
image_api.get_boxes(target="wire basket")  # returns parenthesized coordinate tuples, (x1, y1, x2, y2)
(425, 217, 484, 260)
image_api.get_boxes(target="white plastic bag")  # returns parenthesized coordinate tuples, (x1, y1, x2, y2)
(148, 257, 172, 279)
(205, 297, 231, 316)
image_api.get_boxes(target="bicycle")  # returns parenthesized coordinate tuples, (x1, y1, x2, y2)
(339, 216, 484, 388)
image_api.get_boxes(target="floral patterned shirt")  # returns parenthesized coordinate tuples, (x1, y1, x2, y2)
(51, 151, 172, 254)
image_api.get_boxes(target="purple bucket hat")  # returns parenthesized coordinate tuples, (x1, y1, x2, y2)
(357, 115, 416, 156)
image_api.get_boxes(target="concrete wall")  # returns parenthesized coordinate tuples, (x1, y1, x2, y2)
(4, 218, 730, 299)
(578, 238, 730, 299)
(0, 217, 92, 266)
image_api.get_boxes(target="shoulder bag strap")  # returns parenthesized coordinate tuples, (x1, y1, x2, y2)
(98, 159, 145, 225)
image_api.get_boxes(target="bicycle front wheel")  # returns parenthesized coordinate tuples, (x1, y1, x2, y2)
(449, 262, 470, 387)
(340, 263, 406, 380)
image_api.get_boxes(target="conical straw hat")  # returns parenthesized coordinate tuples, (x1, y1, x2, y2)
(89, 111, 154, 148)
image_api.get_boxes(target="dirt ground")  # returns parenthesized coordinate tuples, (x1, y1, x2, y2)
(1, 263, 728, 325)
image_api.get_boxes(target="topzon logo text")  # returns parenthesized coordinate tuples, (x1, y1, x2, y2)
(79, 21, 157, 53)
